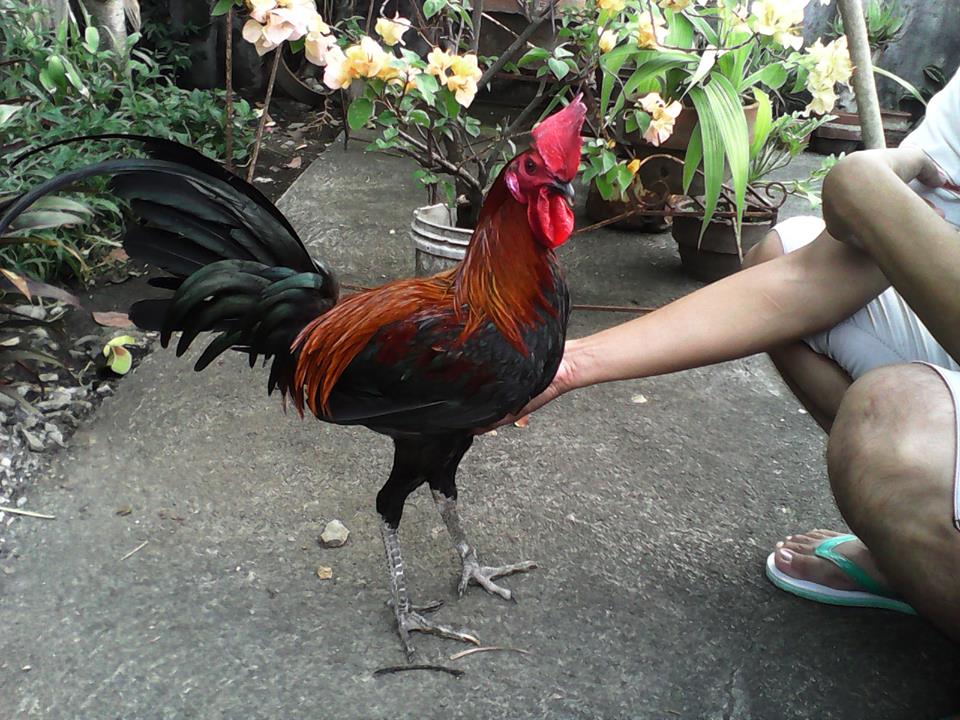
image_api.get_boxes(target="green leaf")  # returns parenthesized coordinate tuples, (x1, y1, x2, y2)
(347, 98, 373, 130)
(682, 121, 703, 195)
(106, 345, 132, 375)
(518, 47, 550, 67)
(742, 62, 788, 92)
(0, 105, 21, 127)
(688, 87, 724, 239)
(423, 0, 445, 19)
(874, 66, 927, 106)
(686, 48, 717, 91)
(83, 25, 100, 52)
(749, 88, 773, 163)
(547, 57, 569, 80)
(211, 0, 235, 16)
(440, 89, 460, 118)
(407, 109, 430, 126)
(704, 75, 750, 244)
(413, 73, 438, 104)
(600, 45, 635, 75)
(599, 71, 615, 120)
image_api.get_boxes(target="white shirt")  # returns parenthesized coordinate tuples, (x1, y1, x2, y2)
(903, 66, 960, 228)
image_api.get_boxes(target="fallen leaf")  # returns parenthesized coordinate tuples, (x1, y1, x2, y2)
(316, 566, 333, 580)
(285, 156, 302, 169)
(106, 248, 129, 263)
(0, 268, 30, 300)
(93, 311, 134, 328)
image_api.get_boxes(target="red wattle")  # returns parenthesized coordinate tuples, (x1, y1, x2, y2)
(529, 188, 574, 249)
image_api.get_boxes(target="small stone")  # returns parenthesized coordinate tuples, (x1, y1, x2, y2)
(12, 305, 45, 320)
(630, 394, 648, 404)
(316, 566, 333, 580)
(20, 428, 45, 452)
(38, 373, 58, 383)
(96, 383, 114, 396)
(319, 519, 349, 548)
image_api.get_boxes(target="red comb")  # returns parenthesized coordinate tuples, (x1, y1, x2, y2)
(531, 94, 586, 182)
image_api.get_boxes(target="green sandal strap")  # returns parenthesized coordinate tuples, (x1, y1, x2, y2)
(813, 534, 897, 598)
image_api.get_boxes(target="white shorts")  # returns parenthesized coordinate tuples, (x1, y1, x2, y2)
(775, 215, 960, 530)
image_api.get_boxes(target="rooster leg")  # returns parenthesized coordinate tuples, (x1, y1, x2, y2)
(430, 489, 538, 602)
(380, 520, 480, 661)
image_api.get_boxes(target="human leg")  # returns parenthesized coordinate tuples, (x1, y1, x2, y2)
(776, 364, 960, 639)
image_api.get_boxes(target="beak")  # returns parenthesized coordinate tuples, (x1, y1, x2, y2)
(550, 179, 576, 208)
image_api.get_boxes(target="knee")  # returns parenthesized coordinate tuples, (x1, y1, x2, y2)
(826, 365, 943, 533)
(742, 230, 785, 269)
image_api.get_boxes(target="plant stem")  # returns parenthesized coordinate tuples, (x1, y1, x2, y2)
(224, 4, 235, 174)
(477, 0, 559, 91)
(471, 0, 483, 52)
(246, 48, 282, 183)
(836, 0, 885, 149)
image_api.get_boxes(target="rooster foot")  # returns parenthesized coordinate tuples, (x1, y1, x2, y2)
(396, 607, 480, 662)
(387, 598, 444, 614)
(458, 548, 538, 601)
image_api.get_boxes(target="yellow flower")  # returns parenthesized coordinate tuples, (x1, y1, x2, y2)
(634, 12, 667, 48)
(658, 0, 693, 10)
(639, 92, 683, 146)
(751, 0, 808, 50)
(807, 35, 853, 86)
(598, 0, 626, 11)
(375, 15, 412, 47)
(426, 47, 455, 80)
(343, 36, 389, 79)
(322, 45, 353, 89)
(626, 158, 641, 175)
(446, 53, 483, 107)
(804, 76, 837, 115)
(598, 29, 618, 53)
(304, 14, 335, 66)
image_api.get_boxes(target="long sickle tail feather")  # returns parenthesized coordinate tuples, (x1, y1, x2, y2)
(0, 136, 339, 400)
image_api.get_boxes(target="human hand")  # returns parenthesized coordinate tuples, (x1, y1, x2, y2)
(823, 147, 949, 248)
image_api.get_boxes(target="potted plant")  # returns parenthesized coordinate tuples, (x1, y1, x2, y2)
(671, 110, 836, 281)
(528, 0, 854, 240)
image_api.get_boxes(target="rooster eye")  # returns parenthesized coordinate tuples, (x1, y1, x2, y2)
(524, 158, 536, 174)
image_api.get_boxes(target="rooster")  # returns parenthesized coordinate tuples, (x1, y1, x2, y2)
(0, 98, 586, 659)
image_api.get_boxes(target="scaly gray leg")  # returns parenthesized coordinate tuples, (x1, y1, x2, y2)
(431, 490, 538, 601)
(379, 519, 479, 660)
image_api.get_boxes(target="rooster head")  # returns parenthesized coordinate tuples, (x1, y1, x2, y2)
(505, 95, 586, 249)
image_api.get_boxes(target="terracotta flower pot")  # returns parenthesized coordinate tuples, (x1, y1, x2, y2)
(809, 109, 913, 154)
(670, 197, 778, 282)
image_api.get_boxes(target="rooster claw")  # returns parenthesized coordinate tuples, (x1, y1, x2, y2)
(396, 609, 480, 662)
(458, 552, 538, 602)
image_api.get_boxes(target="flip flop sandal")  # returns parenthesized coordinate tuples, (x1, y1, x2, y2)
(765, 533, 916, 615)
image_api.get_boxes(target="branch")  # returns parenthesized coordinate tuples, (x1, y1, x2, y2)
(471, 0, 483, 53)
(395, 129, 483, 190)
(477, 0, 560, 90)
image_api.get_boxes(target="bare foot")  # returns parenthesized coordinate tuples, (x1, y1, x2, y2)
(773, 529, 890, 593)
